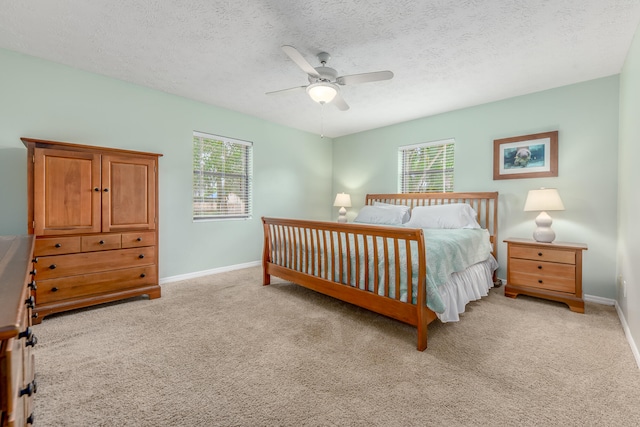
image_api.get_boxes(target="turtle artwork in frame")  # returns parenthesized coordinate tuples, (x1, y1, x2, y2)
(493, 131, 558, 180)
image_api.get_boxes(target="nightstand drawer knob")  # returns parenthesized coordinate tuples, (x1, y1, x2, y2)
(538, 265, 542, 269)
(538, 279, 543, 284)
(538, 252, 543, 256)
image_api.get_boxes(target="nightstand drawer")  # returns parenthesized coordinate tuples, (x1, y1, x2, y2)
(509, 258, 576, 279)
(509, 270, 575, 293)
(509, 245, 575, 264)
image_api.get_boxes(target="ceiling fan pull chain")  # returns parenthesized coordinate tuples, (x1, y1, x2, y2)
(320, 103, 325, 138)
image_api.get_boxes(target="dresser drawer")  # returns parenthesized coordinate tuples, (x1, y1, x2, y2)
(122, 231, 155, 248)
(2, 337, 25, 427)
(509, 245, 576, 264)
(81, 234, 121, 252)
(35, 236, 81, 256)
(34, 246, 156, 280)
(36, 265, 158, 304)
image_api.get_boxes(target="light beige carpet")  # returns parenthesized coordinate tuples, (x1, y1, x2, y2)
(32, 266, 640, 426)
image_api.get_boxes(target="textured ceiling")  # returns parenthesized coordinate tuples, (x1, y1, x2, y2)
(1, 0, 639, 138)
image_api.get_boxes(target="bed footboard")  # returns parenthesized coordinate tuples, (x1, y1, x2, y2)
(262, 217, 433, 350)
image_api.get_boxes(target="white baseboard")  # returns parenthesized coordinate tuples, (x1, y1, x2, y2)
(159, 260, 261, 285)
(614, 302, 640, 370)
(583, 294, 615, 306)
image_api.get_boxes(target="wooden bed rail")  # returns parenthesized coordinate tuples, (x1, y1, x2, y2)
(262, 217, 431, 350)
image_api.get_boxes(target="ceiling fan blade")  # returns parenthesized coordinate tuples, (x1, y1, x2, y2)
(336, 70, 394, 85)
(332, 91, 350, 111)
(266, 86, 307, 96)
(281, 45, 320, 78)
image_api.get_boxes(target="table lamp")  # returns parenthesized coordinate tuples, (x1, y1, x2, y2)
(523, 188, 565, 243)
(333, 193, 351, 223)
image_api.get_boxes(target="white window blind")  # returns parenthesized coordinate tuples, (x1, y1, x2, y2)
(398, 139, 455, 193)
(193, 131, 253, 220)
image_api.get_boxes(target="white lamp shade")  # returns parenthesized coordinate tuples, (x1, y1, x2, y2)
(333, 193, 352, 207)
(307, 82, 338, 104)
(524, 188, 565, 212)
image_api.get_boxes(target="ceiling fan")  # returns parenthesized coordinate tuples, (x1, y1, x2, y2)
(266, 45, 394, 111)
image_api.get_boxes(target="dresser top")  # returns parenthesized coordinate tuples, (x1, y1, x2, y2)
(0, 235, 34, 340)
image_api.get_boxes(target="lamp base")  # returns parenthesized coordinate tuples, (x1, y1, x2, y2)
(337, 206, 347, 223)
(533, 211, 556, 243)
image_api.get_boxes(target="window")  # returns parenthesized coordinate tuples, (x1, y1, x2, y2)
(398, 139, 454, 193)
(193, 131, 253, 220)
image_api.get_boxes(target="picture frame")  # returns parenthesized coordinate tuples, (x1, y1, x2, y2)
(493, 131, 558, 180)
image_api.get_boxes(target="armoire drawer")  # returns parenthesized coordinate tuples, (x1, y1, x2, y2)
(122, 231, 156, 248)
(35, 236, 81, 256)
(81, 234, 122, 252)
(35, 246, 156, 280)
(36, 265, 158, 304)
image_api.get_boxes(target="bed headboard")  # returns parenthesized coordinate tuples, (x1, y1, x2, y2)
(365, 192, 499, 260)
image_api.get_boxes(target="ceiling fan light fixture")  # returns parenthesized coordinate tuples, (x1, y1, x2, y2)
(307, 82, 338, 104)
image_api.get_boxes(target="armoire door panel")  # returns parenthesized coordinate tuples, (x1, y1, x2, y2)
(34, 148, 101, 235)
(101, 155, 156, 232)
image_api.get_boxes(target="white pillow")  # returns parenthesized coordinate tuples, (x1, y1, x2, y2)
(372, 201, 411, 224)
(405, 204, 481, 229)
(354, 205, 407, 226)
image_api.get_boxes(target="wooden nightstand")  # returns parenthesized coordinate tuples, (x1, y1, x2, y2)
(504, 238, 588, 313)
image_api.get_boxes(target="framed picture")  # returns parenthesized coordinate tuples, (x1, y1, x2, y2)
(493, 131, 558, 180)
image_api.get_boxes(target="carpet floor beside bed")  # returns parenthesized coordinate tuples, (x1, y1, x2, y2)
(32, 266, 640, 426)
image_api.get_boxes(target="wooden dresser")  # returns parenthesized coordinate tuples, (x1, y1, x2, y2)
(0, 235, 37, 427)
(22, 138, 162, 324)
(504, 238, 588, 313)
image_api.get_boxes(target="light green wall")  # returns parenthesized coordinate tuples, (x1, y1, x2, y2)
(0, 48, 333, 278)
(618, 23, 640, 355)
(333, 76, 620, 300)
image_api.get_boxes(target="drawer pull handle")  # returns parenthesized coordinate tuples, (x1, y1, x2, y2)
(32, 257, 39, 263)
(49, 264, 57, 269)
(99, 240, 105, 245)
(26, 335, 38, 347)
(18, 327, 32, 339)
(538, 252, 543, 256)
(537, 265, 542, 269)
(20, 382, 35, 397)
(137, 237, 142, 241)
(94, 187, 100, 192)
(27, 413, 35, 425)
(32, 312, 39, 319)
(28, 280, 37, 290)
(30, 269, 37, 275)
(538, 280, 543, 284)
(140, 273, 146, 278)
(25, 296, 35, 309)
(55, 243, 62, 248)
(138, 254, 145, 259)
(52, 287, 59, 292)
(103, 188, 109, 192)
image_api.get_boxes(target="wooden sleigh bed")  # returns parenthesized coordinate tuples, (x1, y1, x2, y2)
(261, 192, 498, 351)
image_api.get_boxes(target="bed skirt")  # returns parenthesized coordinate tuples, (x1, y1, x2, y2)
(437, 256, 498, 322)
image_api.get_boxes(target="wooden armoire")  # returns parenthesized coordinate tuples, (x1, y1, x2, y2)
(22, 138, 162, 324)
